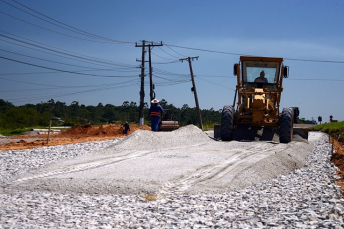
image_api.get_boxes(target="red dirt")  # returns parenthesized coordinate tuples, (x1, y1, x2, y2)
(0, 124, 151, 151)
(330, 136, 344, 195)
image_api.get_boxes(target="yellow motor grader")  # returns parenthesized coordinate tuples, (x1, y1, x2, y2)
(221, 56, 306, 143)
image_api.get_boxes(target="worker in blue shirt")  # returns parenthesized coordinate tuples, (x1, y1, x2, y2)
(123, 121, 130, 135)
(149, 99, 164, 131)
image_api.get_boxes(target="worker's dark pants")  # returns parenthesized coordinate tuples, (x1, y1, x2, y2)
(151, 116, 160, 131)
(124, 129, 129, 135)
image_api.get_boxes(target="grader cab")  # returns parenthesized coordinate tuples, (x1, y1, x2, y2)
(221, 56, 303, 143)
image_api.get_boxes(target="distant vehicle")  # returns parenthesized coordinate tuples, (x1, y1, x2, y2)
(52, 117, 64, 123)
(159, 109, 179, 131)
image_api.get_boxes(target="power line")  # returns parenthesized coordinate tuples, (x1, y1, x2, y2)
(5, 81, 139, 103)
(153, 68, 190, 77)
(1, 0, 104, 40)
(164, 43, 344, 64)
(196, 76, 236, 91)
(151, 60, 181, 64)
(157, 46, 180, 59)
(288, 78, 344, 81)
(0, 76, 137, 89)
(0, 31, 137, 68)
(0, 37, 136, 70)
(0, 48, 137, 72)
(0, 10, 116, 43)
(3, 0, 343, 65)
(151, 51, 176, 61)
(0, 48, 107, 70)
(6, 0, 134, 44)
(0, 55, 138, 78)
(0, 67, 138, 76)
(153, 74, 190, 85)
(163, 42, 187, 57)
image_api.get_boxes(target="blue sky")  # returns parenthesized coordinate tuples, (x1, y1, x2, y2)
(0, 0, 343, 122)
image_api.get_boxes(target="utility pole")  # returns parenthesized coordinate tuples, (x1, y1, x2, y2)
(135, 40, 146, 125)
(148, 44, 154, 103)
(148, 42, 163, 103)
(180, 56, 203, 130)
(135, 41, 163, 125)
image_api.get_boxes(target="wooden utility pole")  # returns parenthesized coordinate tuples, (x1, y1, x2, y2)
(180, 56, 203, 130)
(135, 41, 163, 125)
(147, 42, 163, 103)
(135, 40, 146, 125)
(148, 44, 154, 103)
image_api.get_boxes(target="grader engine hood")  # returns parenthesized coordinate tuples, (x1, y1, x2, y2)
(251, 88, 266, 109)
(238, 87, 279, 125)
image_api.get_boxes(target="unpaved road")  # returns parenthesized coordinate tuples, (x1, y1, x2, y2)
(8, 125, 315, 196)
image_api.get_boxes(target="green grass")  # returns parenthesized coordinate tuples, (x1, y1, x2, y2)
(202, 122, 219, 131)
(309, 121, 344, 143)
(0, 126, 47, 136)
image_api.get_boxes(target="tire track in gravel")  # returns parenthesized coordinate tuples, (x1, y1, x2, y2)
(11, 150, 153, 184)
(10, 143, 211, 185)
(158, 142, 289, 196)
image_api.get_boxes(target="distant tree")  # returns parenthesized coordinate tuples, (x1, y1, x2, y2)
(24, 103, 35, 109)
(182, 104, 189, 110)
(70, 101, 79, 117)
(105, 104, 115, 108)
(0, 99, 222, 130)
(3, 107, 45, 129)
(48, 99, 55, 105)
(159, 99, 167, 107)
(102, 107, 116, 122)
(122, 101, 129, 107)
(0, 99, 14, 107)
(54, 101, 67, 117)
(86, 105, 102, 123)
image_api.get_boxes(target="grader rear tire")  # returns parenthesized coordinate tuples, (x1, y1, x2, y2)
(279, 107, 294, 143)
(221, 105, 235, 141)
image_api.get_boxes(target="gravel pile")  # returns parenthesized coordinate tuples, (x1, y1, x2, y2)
(113, 124, 212, 151)
(1, 131, 343, 228)
(0, 139, 120, 185)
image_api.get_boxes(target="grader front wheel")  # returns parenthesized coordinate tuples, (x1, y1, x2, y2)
(221, 105, 235, 141)
(279, 107, 294, 143)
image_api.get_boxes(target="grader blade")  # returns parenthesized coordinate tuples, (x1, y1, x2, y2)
(293, 124, 310, 140)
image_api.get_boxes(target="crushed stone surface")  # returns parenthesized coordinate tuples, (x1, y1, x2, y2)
(0, 125, 343, 228)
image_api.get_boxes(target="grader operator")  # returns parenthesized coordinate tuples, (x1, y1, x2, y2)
(221, 56, 304, 143)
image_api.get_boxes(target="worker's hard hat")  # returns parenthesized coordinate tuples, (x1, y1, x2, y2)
(151, 99, 160, 103)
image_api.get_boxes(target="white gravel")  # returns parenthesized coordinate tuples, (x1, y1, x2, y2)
(0, 126, 343, 228)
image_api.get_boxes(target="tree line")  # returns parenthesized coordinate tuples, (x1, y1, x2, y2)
(0, 99, 221, 129)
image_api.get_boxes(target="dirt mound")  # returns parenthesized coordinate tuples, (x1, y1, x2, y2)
(0, 124, 151, 150)
(60, 124, 151, 138)
(330, 136, 344, 194)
